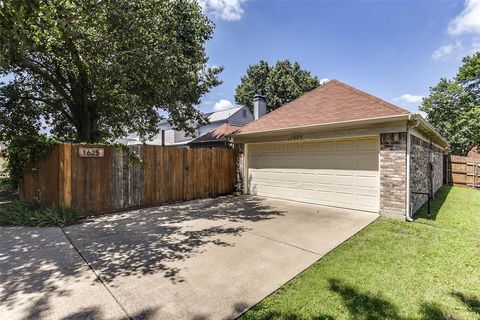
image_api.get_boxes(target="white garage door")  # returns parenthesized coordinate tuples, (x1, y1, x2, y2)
(247, 136, 380, 212)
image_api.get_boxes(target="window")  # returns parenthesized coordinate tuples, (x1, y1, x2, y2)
(242, 109, 247, 118)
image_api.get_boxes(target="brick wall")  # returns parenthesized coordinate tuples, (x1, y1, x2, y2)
(380, 132, 407, 219)
(409, 135, 444, 213)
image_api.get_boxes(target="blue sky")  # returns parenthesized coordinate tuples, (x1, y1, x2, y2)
(199, 0, 480, 113)
(2, 0, 478, 115)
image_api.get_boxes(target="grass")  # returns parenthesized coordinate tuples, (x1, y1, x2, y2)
(0, 200, 84, 227)
(242, 186, 480, 320)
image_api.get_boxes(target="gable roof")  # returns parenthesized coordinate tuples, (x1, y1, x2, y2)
(236, 80, 409, 135)
(158, 106, 244, 127)
(190, 123, 242, 144)
(206, 106, 243, 123)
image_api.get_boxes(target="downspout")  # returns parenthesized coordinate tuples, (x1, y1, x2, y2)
(429, 138, 434, 200)
(405, 115, 420, 222)
(243, 143, 249, 195)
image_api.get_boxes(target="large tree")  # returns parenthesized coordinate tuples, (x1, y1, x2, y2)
(421, 52, 480, 155)
(0, 0, 222, 142)
(235, 60, 320, 113)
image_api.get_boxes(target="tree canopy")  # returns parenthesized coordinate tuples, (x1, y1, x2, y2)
(0, 0, 222, 143)
(421, 52, 480, 155)
(234, 60, 320, 113)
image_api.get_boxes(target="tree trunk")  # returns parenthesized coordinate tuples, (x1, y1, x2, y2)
(70, 86, 100, 143)
(76, 108, 100, 143)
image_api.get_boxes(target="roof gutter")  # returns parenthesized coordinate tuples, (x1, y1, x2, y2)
(231, 113, 449, 147)
(410, 113, 449, 148)
(231, 114, 411, 139)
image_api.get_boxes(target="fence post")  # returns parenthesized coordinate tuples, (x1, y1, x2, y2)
(58, 144, 72, 206)
(473, 159, 476, 189)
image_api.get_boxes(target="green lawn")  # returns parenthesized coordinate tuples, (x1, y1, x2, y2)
(242, 186, 480, 320)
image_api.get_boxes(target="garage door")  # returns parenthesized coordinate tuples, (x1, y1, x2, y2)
(247, 136, 379, 212)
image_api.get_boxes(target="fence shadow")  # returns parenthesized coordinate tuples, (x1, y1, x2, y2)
(413, 186, 452, 221)
(64, 195, 285, 284)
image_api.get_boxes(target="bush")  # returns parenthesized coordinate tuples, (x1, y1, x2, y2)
(0, 201, 84, 227)
(0, 177, 10, 189)
(6, 135, 59, 188)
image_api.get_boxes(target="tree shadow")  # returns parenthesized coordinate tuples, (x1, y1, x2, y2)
(327, 279, 463, 320)
(419, 302, 457, 320)
(451, 291, 480, 315)
(58, 306, 157, 320)
(63, 195, 285, 284)
(413, 186, 452, 221)
(328, 278, 402, 320)
(0, 195, 284, 319)
(0, 227, 80, 311)
(236, 309, 334, 320)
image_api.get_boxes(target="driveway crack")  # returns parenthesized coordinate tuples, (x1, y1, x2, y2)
(219, 220, 322, 256)
(60, 227, 132, 320)
(244, 229, 322, 256)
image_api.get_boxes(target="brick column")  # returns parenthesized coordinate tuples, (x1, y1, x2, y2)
(380, 132, 407, 220)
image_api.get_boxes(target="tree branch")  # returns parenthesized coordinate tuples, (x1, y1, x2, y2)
(13, 58, 73, 104)
(16, 95, 75, 124)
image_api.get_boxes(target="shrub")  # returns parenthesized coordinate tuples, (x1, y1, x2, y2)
(0, 201, 84, 227)
(5, 135, 59, 188)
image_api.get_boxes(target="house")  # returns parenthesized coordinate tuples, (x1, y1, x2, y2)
(467, 146, 480, 160)
(115, 133, 144, 146)
(139, 106, 254, 146)
(189, 123, 243, 148)
(232, 80, 448, 221)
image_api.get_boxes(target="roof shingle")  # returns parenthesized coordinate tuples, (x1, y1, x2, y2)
(237, 79, 409, 134)
(190, 123, 241, 143)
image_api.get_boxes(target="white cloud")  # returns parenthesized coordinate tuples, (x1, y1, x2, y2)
(213, 99, 235, 111)
(394, 94, 424, 104)
(448, 0, 480, 35)
(319, 78, 330, 84)
(199, 0, 246, 21)
(469, 37, 480, 54)
(432, 41, 463, 60)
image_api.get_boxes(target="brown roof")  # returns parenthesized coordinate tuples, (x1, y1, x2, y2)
(237, 79, 410, 134)
(190, 123, 242, 144)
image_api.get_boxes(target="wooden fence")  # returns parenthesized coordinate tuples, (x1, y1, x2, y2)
(444, 155, 480, 189)
(20, 144, 236, 214)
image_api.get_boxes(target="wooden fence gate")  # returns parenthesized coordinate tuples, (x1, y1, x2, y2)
(444, 155, 480, 189)
(20, 144, 237, 214)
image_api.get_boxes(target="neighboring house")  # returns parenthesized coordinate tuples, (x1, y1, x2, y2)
(189, 123, 243, 148)
(188, 99, 265, 148)
(467, 146, 480, 160)
(232, 80, 448, 221)
(120, 106, 255, 147)
(115, 133, 144, 146)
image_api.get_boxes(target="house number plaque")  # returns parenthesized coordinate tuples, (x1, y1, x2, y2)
(287, 134, 303, 141)
(79, 147, 104, 158)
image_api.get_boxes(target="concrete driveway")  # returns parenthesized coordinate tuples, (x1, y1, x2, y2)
(0, 196, 377, 320)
